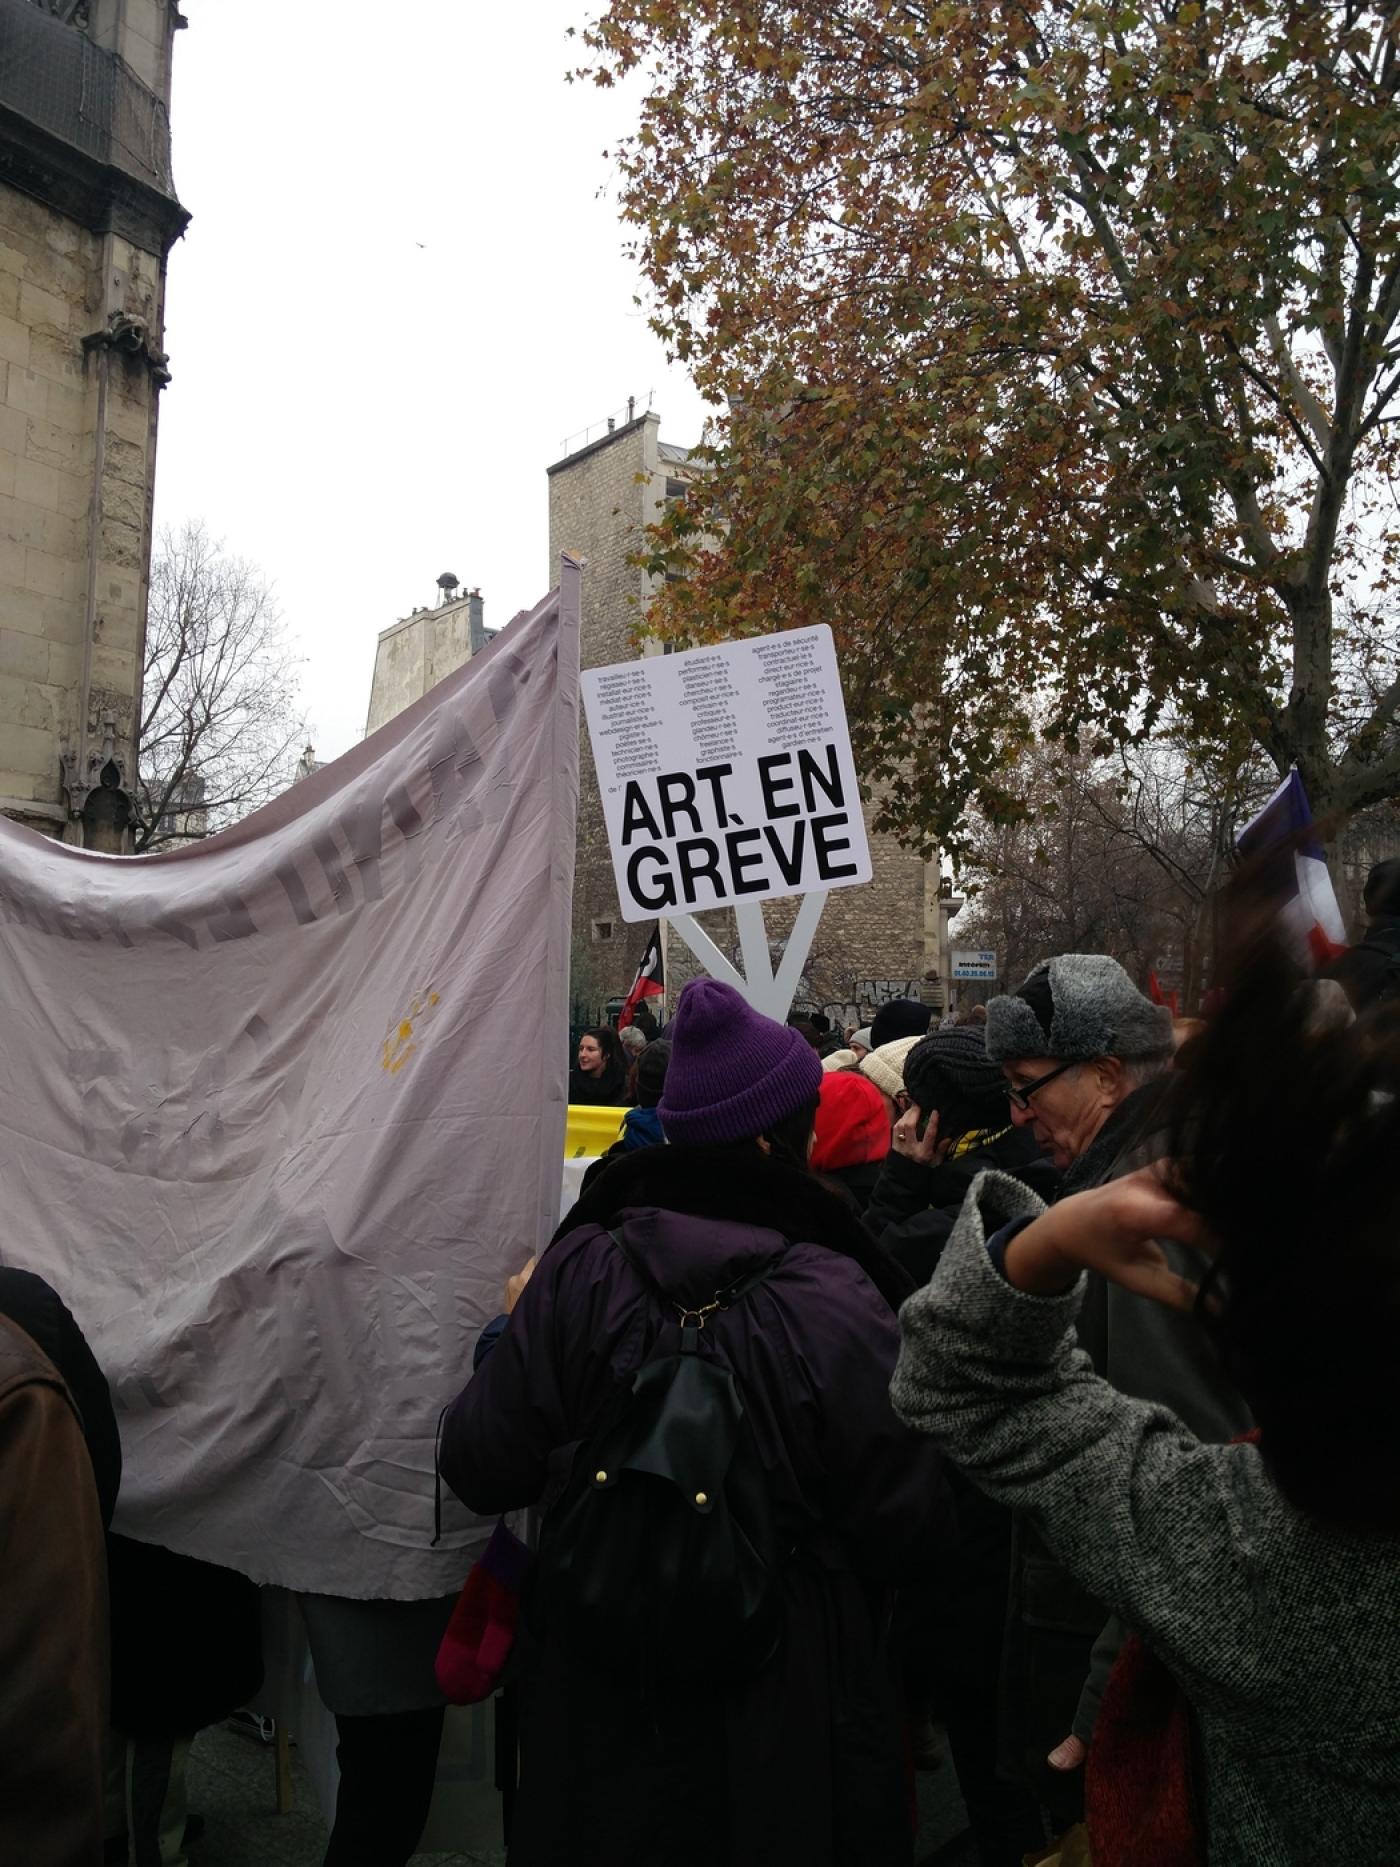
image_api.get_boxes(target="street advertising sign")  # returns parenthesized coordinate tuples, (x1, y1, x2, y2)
(951, 949, 999, 982)
(582, 624, 872, 922)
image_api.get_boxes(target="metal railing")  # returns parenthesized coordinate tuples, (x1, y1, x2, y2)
(558, 392, 656, 461)
(1, 0, 176, 199)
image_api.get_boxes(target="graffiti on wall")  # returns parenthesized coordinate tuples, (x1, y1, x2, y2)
(803, 978, 922, 1034)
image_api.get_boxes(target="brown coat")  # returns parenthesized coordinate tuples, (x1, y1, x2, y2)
(0, 1314, 108, 1867)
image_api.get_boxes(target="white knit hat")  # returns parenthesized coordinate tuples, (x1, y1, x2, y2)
(821, 1048, 858, 1073)
(860, 1036, 921, 1102)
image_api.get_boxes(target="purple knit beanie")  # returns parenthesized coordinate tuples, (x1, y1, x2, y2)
(658, 978, 824, 1147)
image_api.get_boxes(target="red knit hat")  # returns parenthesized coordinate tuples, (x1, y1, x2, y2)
(811, 1070, 891, 1172)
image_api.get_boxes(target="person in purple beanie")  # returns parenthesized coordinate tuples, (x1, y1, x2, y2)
(439, 978, 954, 1867)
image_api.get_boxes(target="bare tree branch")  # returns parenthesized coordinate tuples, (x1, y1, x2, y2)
(135, 521, 307, 852)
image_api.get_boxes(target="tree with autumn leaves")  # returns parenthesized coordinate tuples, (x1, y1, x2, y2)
(583, 1, 1400, 859)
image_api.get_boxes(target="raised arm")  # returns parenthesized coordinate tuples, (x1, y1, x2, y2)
(890, 1171, 1257, 1683)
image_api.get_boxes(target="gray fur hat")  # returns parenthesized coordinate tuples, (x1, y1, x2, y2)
(985, 955, 1173, 1064)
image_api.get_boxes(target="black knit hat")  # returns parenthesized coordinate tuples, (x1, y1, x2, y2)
(902, 1027, 1007, 1134)
(1365, 857, 1400, 917)
(870, 997, 933, 1051)
(634, 1039, 672, 1110)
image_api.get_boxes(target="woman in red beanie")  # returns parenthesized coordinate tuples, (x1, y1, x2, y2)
(810, 1068, 892, 1213)
(440, 978, 952, 1867)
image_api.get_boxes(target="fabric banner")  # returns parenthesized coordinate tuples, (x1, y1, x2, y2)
(0, 568, 580, 1599)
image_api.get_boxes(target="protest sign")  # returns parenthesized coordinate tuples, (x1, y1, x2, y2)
(582, 624, 872, 922)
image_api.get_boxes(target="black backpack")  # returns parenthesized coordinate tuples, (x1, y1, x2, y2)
(530, 1233, 786, 1686)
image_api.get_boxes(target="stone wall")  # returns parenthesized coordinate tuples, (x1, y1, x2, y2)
(547, 414, 937, 1020)
(0, 0, 185, 844)
(364, 595, 485, 738)
(89, 0, 176, 99)
(0, 185, 165, 831)
(658, 815, 934, 1020)
(548, 414, 665, 1012)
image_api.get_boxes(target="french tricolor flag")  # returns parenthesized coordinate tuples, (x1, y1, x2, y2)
(1236, 770, 1349, 968)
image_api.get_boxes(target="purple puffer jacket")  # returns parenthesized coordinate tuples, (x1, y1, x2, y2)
(440, 1147, 953, 1867)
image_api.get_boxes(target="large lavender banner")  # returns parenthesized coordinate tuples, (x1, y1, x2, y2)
(0, 564, 579, 1597)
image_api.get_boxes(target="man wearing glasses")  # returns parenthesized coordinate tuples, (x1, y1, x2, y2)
(980, 955, 1252, 1834)
(992, 958, 1176, 1185)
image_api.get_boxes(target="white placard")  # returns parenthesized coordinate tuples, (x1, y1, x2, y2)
(582, 625, 872, 923)
(952, 949, 999, 981)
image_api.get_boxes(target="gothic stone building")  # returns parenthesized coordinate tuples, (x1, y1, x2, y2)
(0, 0, 186, 848)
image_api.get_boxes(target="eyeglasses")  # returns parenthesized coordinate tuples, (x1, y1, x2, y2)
(1004, 1061, 1077, 1111)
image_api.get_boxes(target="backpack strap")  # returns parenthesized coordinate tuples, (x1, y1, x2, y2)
(717, 1253, 790, 1306)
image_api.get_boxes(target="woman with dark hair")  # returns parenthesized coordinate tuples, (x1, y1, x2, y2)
(441, 979, 952, 1866)
(567, 1025, 629, 1106)
(892, 941, 1400, 1864)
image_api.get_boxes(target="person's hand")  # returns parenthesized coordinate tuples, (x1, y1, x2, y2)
(504, 1256, 537, 1314)
(891, 1105, 953, 1169)
(1048, 1734, 1086, 1772)
(1002, 1164, 1211, 1307)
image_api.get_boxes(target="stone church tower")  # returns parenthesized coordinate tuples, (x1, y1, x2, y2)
(0, 0, 187, 848)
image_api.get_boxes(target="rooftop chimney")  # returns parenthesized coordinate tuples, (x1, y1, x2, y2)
(468, 589, 487, 655)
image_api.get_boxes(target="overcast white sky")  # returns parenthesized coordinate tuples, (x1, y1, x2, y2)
(152, 1, 709, 764)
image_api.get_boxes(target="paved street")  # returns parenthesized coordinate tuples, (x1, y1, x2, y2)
(184, 1719, 976, 1867)
(184, 1723, 494, 1867)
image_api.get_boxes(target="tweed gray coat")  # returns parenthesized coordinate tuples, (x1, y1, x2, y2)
(890, 1171, 1400, 1866)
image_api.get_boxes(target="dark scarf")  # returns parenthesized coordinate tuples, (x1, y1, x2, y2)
(552, 1143, 914, 1313)
(1060, 1076, 1174, 1197)
(569, 1060, 628, 1105)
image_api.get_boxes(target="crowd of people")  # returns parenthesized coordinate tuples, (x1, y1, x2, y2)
(7, 861, 1400, 1865)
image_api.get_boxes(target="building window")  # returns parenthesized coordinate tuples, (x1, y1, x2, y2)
(665, 478, 688, 500)
(592, 919, 615, 943)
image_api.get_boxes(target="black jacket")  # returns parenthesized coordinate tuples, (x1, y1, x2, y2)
(444, 1146, 948, 1866)
(867, 1126, 1059, 1288)
(1326, 915, 1400, 1014)
(567, 1063, 630, 1107)
(817, 1156, 886, 1216)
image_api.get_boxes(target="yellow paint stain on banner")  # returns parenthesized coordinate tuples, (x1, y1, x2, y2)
(381, 989, 441, 1075)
